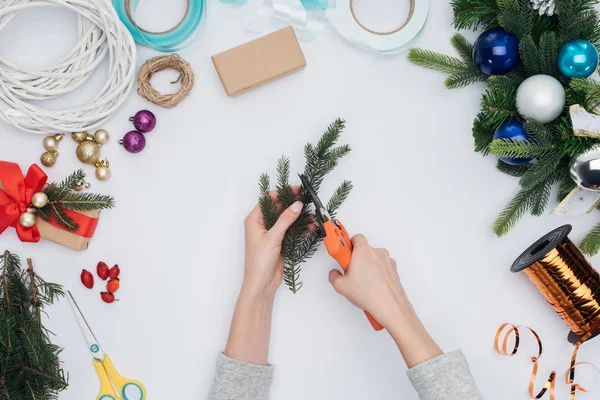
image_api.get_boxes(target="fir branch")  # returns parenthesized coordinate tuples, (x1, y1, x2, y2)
(258, 174, 279, 230)
(519, 35, 541, 76)
(496, 159, 532, 177)
(481, 89, 518, 121)
(327, 181, 353, 218)
(519, 150, 562, 189)
(488, 138, 554, 158)
(473, 110, 503, 155)
(556, 166, 577, 201)
(445, 69, 488, 89)
(45, 170, 86, 203)
(54, 193, 114, 212)
(487, 74, 524, 92)
(259, 120, 351, 292)
(539, 32, 559, 78)
(48, 205, 77, 232)
(524, 120, 554, 145)
(528, 179, 553, 216)
(451, 0, 499, 30)
(450, 33, 474, 64)
(407, 49, 470, 75)
(493, 186, 533, 236)
(581, 222, 600, 255)
(497, 0, 534, 39)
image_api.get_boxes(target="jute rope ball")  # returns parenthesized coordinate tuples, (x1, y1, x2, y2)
(0, 0, 136, 134)
(136, 54, 194, 109)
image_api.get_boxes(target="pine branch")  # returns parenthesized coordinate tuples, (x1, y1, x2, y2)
(496, 159, 532, 177)
(524, 120, 554, 145)
(581, 222, 600, 255)
(327, 181, 353, 218)
(53, 193, 114, 212)
(481, 89, 518, 121)
(450, 33, 475, 64)
(519, 150, 562, 189)
(45, 170, 86, 203)
(407, 49, 470, 75)
(529, 179, 553, 216)
(259, 120, 351, 292)
(519, 34, 541, 76)
(48, 205, 77, 232)
(258, 174, 279, 230)
(487, 73, 524, 92)
(445, 69, 488, 89)
(451, 0, 499, 30)
(493, 187, 533, 236)
(488, 138, 554, 158)
(497, 0, 534, 39)
(473, 110, 503, 154)
(539, 32, 559, 78)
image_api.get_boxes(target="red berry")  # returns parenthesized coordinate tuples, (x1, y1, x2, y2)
(80, 270, 94, 289)
(106, 278, 120, 293)
(100, 291, 116, 304)
(108, 264, 120, 279)
(97, 261, 109, 280)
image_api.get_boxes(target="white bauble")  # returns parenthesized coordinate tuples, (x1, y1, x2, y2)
(516, 74, 566, 124)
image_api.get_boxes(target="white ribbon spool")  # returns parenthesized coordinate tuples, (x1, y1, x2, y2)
(328, 0, 429, 55)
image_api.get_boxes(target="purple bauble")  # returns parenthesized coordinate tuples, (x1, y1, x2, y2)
(130, 110, 156, 133)
(119, 131, 146, 153)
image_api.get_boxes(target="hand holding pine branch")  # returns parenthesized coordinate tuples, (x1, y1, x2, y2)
(258, 119, 353, 292)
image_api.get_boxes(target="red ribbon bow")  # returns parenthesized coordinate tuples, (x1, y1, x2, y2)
(0, 161, 47, 242)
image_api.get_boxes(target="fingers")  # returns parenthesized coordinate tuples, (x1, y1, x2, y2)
(328, 269, 346, 295)
(268, 201, 303, 241)
(351, 234, 369, 248)
(245, 205, 268, 232)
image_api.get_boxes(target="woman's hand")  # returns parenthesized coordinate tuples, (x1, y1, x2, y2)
(328, 234, 408, 328)
(328, 234, 443, 368)
(242, 193, 304, 299)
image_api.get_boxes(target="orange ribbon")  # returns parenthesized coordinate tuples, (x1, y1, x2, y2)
(0, 161, 100, 242)
(495, 323, 599, 400)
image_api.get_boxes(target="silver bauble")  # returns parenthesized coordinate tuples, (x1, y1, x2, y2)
(31, 192, 49, 208)
(516, 74, 565, 124)
(570, 146, 600, 191)
(19, 212, 36, 228)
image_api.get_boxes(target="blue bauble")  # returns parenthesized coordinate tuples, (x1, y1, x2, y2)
(493, 119, 532, 166)
(557, 39, 599, 78)
(473, 28, 520, 75)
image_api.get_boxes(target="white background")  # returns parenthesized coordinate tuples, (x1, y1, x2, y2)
(1, 0, 600, 399)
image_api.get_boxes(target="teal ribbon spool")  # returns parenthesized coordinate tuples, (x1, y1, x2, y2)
(112, 0, 206, 52)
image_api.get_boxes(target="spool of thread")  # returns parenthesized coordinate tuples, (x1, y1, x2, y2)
(511, 225, 600, 344)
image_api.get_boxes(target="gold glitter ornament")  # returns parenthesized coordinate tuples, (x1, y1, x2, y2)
(76, 141, 100, 164)
(72, 131, 93, 143)
(40, 151, 59, 167)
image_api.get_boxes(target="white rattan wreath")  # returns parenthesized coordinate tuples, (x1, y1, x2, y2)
(0, 0, 136, 134)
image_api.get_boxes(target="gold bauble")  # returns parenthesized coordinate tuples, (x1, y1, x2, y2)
(72, 131, 92, 143)
(76, 141, 100, 164)
(31, 192, 49, 208)
(95, 166, 111, 181)
(43, 134, 63, 151)
(40, 151, 58, 167)
(94, 129, 110, 145)
(19, 212, 36, 228)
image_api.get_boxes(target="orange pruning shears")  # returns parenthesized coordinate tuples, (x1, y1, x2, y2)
(300, 174, 384, 331)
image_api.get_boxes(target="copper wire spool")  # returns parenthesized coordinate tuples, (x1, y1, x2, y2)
(512, 225, 600, 344)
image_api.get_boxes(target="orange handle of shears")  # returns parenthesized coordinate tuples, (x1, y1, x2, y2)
(323, 220, 384, 331)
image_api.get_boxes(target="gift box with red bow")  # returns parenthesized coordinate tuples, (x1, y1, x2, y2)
(0, 161, 114, 251)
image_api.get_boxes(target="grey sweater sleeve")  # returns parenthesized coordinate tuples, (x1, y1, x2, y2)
(208, 350, 482, 400)
(406, 351, 483, 400)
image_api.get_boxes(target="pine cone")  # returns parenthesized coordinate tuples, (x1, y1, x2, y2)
(530, 0, 556, 16)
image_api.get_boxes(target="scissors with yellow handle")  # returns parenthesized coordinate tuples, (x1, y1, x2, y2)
(67, 291, 147, 400)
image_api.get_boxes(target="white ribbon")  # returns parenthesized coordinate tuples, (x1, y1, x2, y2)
(246, 0, 327, 41)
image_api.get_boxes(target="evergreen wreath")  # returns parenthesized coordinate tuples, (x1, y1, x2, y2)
(258, 119, 353, 293)
(408, 0, 600, 255)
(0, 251, 68, 399)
